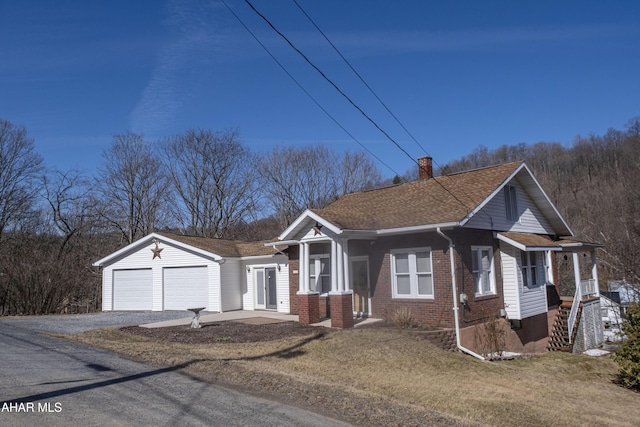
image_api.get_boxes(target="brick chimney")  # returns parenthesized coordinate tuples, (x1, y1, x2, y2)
(418, 156, 433, 179)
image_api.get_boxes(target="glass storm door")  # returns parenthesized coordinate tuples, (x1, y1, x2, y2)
(266, 267, 277, 310)
(351, 258, 370, 315)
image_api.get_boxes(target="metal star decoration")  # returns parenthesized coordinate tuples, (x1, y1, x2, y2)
(151, 240, 163, 259)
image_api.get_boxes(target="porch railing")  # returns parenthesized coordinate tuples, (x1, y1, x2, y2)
(581, 279, 597, 297)
(568, 283, 583, 343)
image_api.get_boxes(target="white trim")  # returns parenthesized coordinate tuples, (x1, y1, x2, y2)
(471, 245, 496, 297)
(390, 247, 434, 299)
(495, 233, 563, 252)
(376, 222, 458, 236)
(93, 232, 223, 267)
(278, 209, 342, 240)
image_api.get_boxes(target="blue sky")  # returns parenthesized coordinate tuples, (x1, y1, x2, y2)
(1, 0, 639, 178)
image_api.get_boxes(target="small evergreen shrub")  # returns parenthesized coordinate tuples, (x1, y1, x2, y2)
(615, 302, 640, 389)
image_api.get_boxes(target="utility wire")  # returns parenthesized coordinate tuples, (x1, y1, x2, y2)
(292, 0, 485, 214)
(292, 0, 430, 158)
(244, 0, 475, 212)
(220, 0, 401, 179)
(243, 0, 417, 166)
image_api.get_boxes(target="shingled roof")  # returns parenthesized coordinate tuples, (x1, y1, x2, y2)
(162, 233, 282, 257)
(313, 161, 524, 230)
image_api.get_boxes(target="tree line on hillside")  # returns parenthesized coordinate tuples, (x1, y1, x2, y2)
(1, 116, 638, 315)
(0, 118, 383, 315)
(440, 117, 640, 287)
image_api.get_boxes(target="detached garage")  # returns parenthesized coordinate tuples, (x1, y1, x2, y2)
(93, 233, 289, 313)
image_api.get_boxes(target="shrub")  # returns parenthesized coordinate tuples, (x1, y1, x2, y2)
(391, 307, 416, 329)
(615, 302, 640, 388)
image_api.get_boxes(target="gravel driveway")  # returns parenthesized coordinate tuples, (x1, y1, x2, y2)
(0, 311, 203, 335)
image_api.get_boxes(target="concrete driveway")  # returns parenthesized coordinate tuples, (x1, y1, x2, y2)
(0, 313, 351, 427)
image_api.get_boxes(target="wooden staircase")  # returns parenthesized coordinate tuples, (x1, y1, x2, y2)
(548, 301, 581, 352)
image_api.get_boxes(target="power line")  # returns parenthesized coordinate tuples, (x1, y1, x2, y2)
(243, 0, 417, 166)
(220, 0, 401, 179)
(292, 0, 430, 158)
(243, 0, 475, 212)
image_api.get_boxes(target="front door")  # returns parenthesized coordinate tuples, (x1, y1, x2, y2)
(351, 257, 370, 316)
(256, 267, 278, 310)
(266, 267, 277, 310)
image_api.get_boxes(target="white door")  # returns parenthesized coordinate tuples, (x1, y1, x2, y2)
(113, 269, 153, 311)
(255, 267, 278, 310)
(163, 266, 208, 311)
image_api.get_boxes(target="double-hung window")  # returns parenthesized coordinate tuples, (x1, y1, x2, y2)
(309, 255, 331, 294)
(391, 248, 433, 298)
(472, 246, 495, 296)
(520, 250, 546, 289)
(504, 185, 518, 221)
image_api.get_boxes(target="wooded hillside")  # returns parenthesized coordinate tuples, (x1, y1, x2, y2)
(440, 117, 640, 285)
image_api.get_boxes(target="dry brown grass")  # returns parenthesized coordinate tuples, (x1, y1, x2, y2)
(70, 327, 640, 427)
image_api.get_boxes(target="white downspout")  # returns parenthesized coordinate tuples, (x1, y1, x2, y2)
(437, 228, 485, 361)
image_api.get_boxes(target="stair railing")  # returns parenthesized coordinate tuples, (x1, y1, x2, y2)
(567, 283, 583, 343)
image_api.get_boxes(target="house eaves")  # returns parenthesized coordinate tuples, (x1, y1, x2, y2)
(92, 232, 224, 267)
(459, 163, 573, 236)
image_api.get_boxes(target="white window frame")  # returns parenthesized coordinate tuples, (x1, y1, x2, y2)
(504, 185, 519, 222)
(309, 254, 331, 294)
(390, 247, 434, 299)
(472, 246, 496, 296)
(520, 250, 547, 290)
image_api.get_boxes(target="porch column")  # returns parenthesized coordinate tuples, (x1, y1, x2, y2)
(573, 251, 581, 295)
(342, 239, 350, 292)
(329, 238, 353, 329)
(298, 242, 307, 293)
(330, 239, 338, 293)
(336, 239, 344, 293)
(297, 242, 319, 324)
(591, 250, 600, 297)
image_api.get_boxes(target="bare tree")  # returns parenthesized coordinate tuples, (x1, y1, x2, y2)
(161, 129, 257, 238)
(42, 169, 96, 257)
(97, 132, 169, 243)
(0, 118, 44, 240)
(258, 144, 382, 228)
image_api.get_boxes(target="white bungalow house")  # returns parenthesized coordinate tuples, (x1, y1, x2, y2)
(268, 158, 604, 354)
(93, 233, 290, 313)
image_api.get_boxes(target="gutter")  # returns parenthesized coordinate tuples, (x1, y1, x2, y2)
(436, 227, 486, 361)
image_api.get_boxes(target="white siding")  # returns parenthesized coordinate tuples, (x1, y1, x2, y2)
(220, 260, 242, 312)
(500, 242, 521, 319)
(466, 178, 555, 234)
(242, 257, 290, 313)
(101, 240, 221, 312)
(499, 242, 548, 320)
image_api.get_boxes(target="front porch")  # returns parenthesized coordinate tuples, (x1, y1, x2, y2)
(548, 247, 604, 352)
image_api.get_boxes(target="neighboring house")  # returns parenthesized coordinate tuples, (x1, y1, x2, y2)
(269, 158, 604, 354)
(600, 291, 623, 341)
(93, 233, 290, 314)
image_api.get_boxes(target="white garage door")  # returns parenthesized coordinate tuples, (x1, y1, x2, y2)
(113, 269, 153, 311)
(163, 266, 208, 310)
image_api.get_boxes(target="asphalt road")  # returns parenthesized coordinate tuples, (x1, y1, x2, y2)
(0, 314, 351, 427)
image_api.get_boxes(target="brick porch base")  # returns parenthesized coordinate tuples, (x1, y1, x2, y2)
(329, 293, 354, 329)
(297, 292, 320, 325)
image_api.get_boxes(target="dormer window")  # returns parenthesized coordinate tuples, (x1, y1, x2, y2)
(504, 185, 518, 221)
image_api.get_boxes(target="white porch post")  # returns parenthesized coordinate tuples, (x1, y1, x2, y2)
(330, 239, 338, 293)
(336, 239, 344, 292)
(342, 239, 350, 292)
(298, 242, 310, 293)
(591, 249, 600, 297)
(573, 251, 581, 294)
